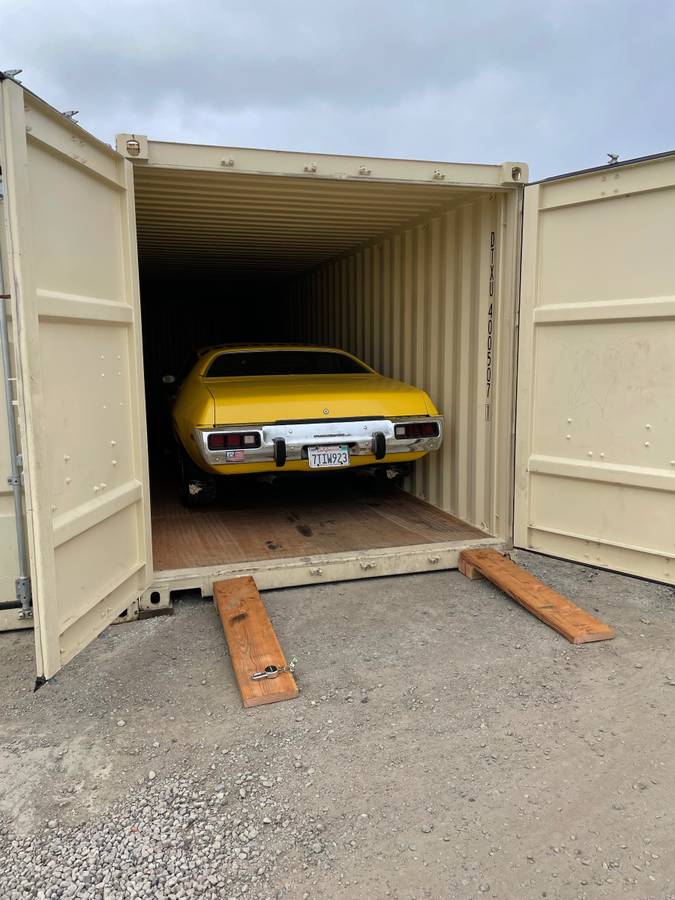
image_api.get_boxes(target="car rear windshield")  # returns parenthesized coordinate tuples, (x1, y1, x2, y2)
(204, 350, 370, 378)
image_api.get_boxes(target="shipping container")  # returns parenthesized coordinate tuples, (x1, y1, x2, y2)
(1, 76, 674, 683)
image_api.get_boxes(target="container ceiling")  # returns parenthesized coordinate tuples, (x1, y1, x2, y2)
(133, 167, 485, 278)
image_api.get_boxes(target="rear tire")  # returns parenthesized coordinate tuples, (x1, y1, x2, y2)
(178, 447, 218, 508)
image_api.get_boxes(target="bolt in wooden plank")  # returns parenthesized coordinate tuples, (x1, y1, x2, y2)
(214, 575, 299, 707)
(458, 549, 615, 644)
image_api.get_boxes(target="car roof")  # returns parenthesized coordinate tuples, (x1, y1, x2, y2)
(196, 343, 348, 357)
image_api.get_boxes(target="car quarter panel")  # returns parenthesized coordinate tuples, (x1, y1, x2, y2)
(172, 370, 216, 465)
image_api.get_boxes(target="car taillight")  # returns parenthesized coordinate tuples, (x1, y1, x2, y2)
(207, 432, 261, 450)
(394, 421, 439, 439)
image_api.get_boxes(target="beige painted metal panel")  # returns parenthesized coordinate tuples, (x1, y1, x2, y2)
(118, 133, 526, 189)
(0, 80, 152, 678)
(287, 191, 522, 540)
(515, 156, 675, 583)
(148, 536, 505, 602)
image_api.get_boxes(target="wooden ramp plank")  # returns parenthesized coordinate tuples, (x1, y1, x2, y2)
(214, 576, 299, 707)
(458, 549, 615, 644)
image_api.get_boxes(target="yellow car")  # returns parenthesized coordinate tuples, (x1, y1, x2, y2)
(171, 345, 443, 505)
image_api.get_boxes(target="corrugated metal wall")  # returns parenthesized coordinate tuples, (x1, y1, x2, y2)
(286, 192, 521, 540)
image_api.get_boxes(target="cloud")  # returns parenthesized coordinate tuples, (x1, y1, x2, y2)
(3, 0, 674, 177)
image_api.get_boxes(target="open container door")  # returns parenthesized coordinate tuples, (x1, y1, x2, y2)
(0, 77, 152, 680)
(515, 153, 675, 583)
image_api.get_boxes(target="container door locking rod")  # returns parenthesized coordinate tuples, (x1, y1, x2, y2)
(0, 281, 32, 618)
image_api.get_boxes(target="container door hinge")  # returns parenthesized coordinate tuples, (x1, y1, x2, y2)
(7, 473, 21, 487)
(16, 576, 32, 618)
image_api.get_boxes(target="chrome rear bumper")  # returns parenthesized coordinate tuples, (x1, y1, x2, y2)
(193, 416, 443, 467)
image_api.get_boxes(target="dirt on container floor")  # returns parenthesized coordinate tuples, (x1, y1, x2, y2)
(1, 551, 675, 900)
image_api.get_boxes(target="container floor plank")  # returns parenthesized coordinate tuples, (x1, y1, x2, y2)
(152, 472, 488, 572)
(214, 575, 299, 707)
(459, 549, 615, 644)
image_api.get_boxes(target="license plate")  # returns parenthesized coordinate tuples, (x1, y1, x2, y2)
(307, 444, 350, 469)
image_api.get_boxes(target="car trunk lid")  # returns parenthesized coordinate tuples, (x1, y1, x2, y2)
(204, 374, 430, 425)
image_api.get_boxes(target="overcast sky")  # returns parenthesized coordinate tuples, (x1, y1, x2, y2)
(3, 0, 674, 179)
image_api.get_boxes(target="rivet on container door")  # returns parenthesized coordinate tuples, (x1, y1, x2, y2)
(304, 162, 317, 173)
(359, 165, 372, 176)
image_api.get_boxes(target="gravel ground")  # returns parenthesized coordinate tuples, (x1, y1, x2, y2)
(1, 551, 675, 900)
